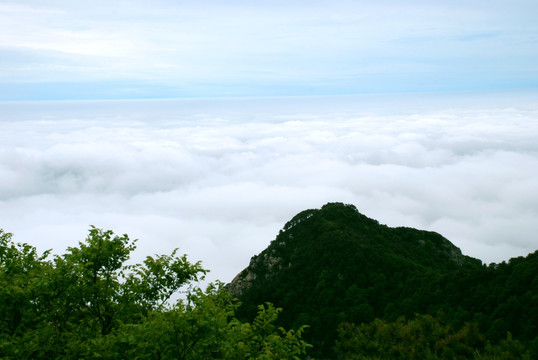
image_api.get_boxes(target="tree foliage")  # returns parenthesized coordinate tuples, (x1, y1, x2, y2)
(335, 315, 530, 359)
(0, 227, 309, 359)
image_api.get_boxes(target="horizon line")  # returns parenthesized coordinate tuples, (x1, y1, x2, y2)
(2, 86, 537, 104)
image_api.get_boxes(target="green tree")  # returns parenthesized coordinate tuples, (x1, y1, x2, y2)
(335, 315, 530, 359)
(228, 303, 310, 359)
(0, 227, 310, 359)
(0, 227, 206, 358)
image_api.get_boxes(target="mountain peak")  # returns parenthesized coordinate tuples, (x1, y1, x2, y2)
(230, 202, 476, 297)
(228, 203, 483, 356)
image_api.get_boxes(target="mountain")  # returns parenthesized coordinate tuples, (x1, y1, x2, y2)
(229, 202, 538, 358)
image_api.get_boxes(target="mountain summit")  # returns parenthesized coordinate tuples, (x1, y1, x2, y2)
(230, 202, 481, 298)
(230, 202, 487, 356)
(229, 203, 538, 358)
(230, 203, 478, 297)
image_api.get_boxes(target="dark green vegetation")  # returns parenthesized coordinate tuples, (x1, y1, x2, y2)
(2, 203, 536, 359)
(0, 227, 309, 359)
(230, 203, 538, 359)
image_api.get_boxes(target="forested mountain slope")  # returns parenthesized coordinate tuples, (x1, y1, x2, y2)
(229, 203, 538, 358)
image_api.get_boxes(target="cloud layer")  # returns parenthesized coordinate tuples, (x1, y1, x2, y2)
(1, 91, 538, 283)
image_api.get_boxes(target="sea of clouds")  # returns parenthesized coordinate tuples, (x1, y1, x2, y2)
(1, 91, 537, 284)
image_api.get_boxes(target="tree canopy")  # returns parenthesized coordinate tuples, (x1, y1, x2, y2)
(0, 227, 309, 359)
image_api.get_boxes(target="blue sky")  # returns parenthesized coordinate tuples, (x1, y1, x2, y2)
(1, 0, 537, 100)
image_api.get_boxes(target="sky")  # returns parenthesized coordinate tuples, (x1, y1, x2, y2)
(0, 1, 537, 285)
(0, 0, 537, 100)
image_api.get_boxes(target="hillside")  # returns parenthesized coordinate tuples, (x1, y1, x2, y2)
(229, 202, 538, 358)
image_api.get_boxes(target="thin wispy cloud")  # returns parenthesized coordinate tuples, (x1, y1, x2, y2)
(0, 1, 536, 99)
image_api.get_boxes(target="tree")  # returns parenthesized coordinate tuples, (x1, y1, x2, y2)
(228, 303, 310, 359)
(334, 315, 530, 359)
(0, 227, 310, 359)
(0, 229, 53, 357)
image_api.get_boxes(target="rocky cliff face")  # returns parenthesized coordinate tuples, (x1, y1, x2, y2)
(229, 248, 288, 297)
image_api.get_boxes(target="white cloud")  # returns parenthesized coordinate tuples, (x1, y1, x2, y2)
(1, 91, 537, 283)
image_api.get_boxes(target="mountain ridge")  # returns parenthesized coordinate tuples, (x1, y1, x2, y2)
(228, 202, 537, 358)
(230, 202, 479, 297)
